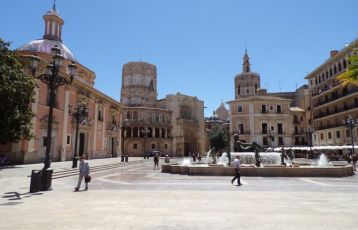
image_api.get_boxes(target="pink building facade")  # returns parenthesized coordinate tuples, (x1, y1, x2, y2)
(0, 5, 123, 164)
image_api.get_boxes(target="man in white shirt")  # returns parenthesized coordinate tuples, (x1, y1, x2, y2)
(231, 155, 242, 186)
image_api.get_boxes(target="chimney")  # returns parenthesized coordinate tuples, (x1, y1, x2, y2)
(330, 50, 339, 58)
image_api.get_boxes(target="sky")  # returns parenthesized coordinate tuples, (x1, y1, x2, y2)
(1, 0, 358, 117)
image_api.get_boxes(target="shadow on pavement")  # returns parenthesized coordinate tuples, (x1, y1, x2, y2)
(2, 191, 44, 201)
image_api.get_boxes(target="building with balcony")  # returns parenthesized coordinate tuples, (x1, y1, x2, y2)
(305, 38, 358, 150)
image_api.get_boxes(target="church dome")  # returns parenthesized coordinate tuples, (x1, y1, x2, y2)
(16, 3, 76, 61)
(17, 39, 76, 61)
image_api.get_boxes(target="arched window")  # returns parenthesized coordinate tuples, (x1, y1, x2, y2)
(133, 111, 138, 121)
(180, 105, 191, 119)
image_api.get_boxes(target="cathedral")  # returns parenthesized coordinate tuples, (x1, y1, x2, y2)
(120, 62, 205, 157)
(0, 4, 205, 163)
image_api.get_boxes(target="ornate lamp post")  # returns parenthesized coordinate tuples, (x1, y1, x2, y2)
(304, 128, 314, 158)
(343, 115, 358, 156)
(30, 46, 76, 169)
(68, 104, 88, 168)
(119, 119, 129, 161)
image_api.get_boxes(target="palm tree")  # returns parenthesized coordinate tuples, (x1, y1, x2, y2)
(337, 48, 358, 86)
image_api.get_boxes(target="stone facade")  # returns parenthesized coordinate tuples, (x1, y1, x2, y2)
(228, 51, 312, 151)
(120, 61, 205, 157)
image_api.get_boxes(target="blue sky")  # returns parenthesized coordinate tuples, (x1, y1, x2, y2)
(1, 0, 358, 117)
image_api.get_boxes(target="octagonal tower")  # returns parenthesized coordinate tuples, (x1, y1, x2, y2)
(121, 62, 158, 107)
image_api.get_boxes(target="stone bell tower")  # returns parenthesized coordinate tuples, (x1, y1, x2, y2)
(234, 50, 261, 98)
(120, 62, 158, 107)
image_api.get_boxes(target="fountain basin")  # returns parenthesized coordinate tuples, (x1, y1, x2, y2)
(162, 164, 354, 177)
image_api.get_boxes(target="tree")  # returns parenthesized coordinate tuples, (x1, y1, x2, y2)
(209, 124, 229, 152)
(0, 38, 36, 144)
(337, 48, 358, 86)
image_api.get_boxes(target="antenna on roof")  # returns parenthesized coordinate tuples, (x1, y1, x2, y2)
(279, 79, 282, 92)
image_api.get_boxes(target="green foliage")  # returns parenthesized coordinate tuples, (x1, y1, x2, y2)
(0, 38, 36, 143)
(209, 124, 229, 152)
(337, 48, 358, 86)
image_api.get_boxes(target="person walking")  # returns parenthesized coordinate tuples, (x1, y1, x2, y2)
(75, 156, 90, 191)
(154, 153, 159, 170)
(231, 155, 242, 186)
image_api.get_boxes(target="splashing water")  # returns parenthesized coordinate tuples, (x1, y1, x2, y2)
(217, 152, 229, 166)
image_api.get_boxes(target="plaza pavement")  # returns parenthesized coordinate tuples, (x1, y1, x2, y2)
(0, 157, 358, 230)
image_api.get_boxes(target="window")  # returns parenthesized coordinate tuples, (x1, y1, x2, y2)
(346, 129, 351, 138)
(278, 137, 283, 146)
(270, 126, 274, 131)
(277, 123, 283, 134)
(314, 135, 317, 141)
(66, 135, 71, 145)
(262, 123, 267, 134)
(165, 144, 168, 149)
(336, 131, 340, 139)
(43, 136, 48, 147)
(133, 143, 137, 149)
(269, 105, 274, 111)
(238, 123, 244, 134)
(320, 133, 324, 140)
(277, 105, 282, 113)
(98, 108, 103, 121)
(151, 143, 155, 149)
(133, 111, 138, 121)
(263, 136, 268, 145)
(237, 105, 243, 113)
(180, 105, 191, 119)
(261, 105, 267, 113)
(328, 132, 332, 139)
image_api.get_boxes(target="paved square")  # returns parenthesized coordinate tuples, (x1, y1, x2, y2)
(1, 158, 358, 230)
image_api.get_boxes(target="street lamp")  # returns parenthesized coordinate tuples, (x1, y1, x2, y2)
(119, 119, 129, 161)
(30, 45, 76, 191)
(268, 131, 274, 151)
(141, 127, 150, 157)
(31, 47, 76, 170)
(342, 115, 358, 156)
(68, 104, 88, 168)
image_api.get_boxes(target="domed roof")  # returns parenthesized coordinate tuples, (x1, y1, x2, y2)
(17, 39, 76, 61)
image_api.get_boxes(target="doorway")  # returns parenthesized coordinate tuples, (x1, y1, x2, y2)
(79, 133, 85, 156)
(111, 137, 116, 157)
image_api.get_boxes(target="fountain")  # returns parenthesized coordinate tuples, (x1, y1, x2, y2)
(179, 158, 192, 166)
(161, 140, 353, 177)
(312, 153, 334, 167)
(217, 152, 229, 166)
